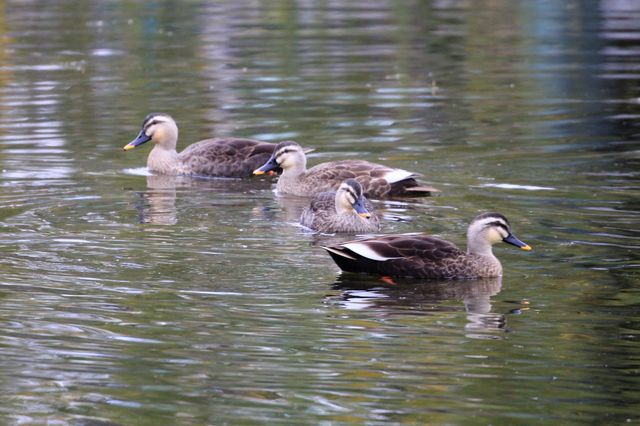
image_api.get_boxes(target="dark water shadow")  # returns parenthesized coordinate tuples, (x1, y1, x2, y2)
(328, 274, 509, 337)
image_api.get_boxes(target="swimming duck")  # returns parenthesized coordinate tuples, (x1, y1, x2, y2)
(123, 113, 279, 178)
(322, 212, 531, 279)
(253, 141, 438, 198)
(300, 179, 380, 233)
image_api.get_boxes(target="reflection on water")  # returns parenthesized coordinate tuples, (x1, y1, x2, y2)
(138, 175, 177, 225)
(0, 0, 639, 424)
(132, 173, 278, 225)
(274, 193, 313, 223)
(329, 275, 507, 338)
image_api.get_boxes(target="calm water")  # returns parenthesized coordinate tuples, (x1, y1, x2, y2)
(0, 0, 639, 424)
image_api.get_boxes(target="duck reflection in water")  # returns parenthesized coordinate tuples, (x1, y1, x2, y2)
(134, 174, 277, 225)
(273, 193, 316, 223)
(328, 275, 512, 337)
(136, 174, 178, 225)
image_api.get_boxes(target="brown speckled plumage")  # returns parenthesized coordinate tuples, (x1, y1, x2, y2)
(254, 141, 438, 199)
(297, 161, 430, 198)
(300, 179, 380, 233)
(178, 137, 276, 177)
(124, 113, 278, 178)
(323, 213, 531, 279)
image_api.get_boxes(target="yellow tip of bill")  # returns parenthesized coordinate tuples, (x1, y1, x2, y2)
(521, 244, 532, 251)
(123, 143, 136, 151)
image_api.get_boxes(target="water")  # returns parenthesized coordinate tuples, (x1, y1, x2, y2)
(0, 0, 639, 424)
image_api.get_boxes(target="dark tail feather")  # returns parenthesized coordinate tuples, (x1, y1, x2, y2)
(323, 246, 382, 274)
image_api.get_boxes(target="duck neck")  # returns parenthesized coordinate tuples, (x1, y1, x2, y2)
(467, 239, 502, 277)
(334, 193, 355, 217)
(278, 161, 307, 188)
(147, 145, 180, 175)
(283, 159, 307, 177)
(467, 236, 495, 258)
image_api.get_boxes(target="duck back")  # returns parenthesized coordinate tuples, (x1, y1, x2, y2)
(179, 138, 276, 178)
(281, 160, 435, 198)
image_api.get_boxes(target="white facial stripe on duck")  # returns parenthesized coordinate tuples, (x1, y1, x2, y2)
(472, 213, 531, 250)
(339, 180, 371, 218)
(485, 219, 510, 239)
(254, 141, 301, 174)
(124, 113, 175, 151)
(276, 146, 296, 161)
(336, 181, 370, 218)
(274, 143, 303, 166)
(143, 114, 171, 133)
(340, 181, 359, 202)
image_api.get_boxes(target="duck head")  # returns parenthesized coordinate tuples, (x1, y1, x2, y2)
(254, 141, 306, 175)
(467, 212, 531, 256)
(336, 179, 371, 218)
(123, 113, 178, 152)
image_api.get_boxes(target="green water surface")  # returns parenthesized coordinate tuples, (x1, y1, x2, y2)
(0, 1, 638, 424)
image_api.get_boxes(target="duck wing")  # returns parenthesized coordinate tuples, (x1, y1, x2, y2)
(323, 234, 465, 277)
(300, 191, 336, 230)
(340, 234, 462, 261)
(179, 138, 276, 177)
(307, 160, 437, 198)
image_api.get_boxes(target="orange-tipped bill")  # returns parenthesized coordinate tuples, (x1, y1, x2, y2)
(253, 154, 279, 175)
(503, 233, 532, 251)
(353, 197, 372, 219)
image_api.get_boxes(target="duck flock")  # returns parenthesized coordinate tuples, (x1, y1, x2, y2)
(124, 113, 532, 281)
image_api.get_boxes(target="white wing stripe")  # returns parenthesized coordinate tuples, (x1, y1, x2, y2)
(343, 242, 399, 261)
(383, 169, 416, 183)
(323, 246, 357, 260)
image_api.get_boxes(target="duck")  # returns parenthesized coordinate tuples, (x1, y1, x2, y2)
(300, 179, 381, 233)
(123, 113, 279, 178)
(253, 141, 438, 198)
(322, 212, 531, 279)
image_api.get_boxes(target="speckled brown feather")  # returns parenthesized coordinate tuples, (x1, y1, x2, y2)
(179, 137, 276, 177)
(300, 191, 379, 233)
(324, 234, 502, 279)
(300, 160, 435, 198)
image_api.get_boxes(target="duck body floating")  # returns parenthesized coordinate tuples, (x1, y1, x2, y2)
(323, 212, 531, 279)
(254, 141, 438, 199)
(300, 179, 380, 233)
(124, 113, 279, 178)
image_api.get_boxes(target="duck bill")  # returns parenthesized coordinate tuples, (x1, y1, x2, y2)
(253, 155, 279, 175)
(123, 130, 152, 151)
(503, 233, 532, 251)
(353, 197, 371, 219)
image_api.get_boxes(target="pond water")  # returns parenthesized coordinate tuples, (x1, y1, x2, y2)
(1, 0, 639, 424)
